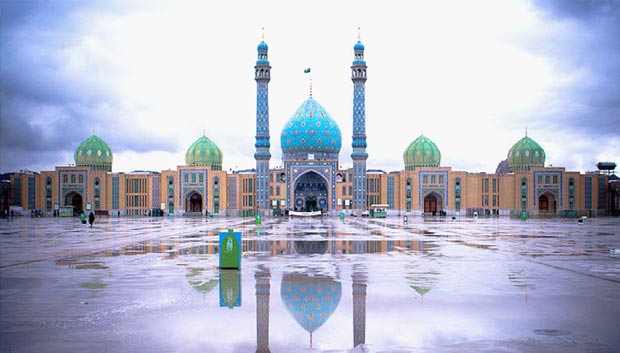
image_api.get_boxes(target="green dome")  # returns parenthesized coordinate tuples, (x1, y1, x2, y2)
(403, 135, 441, 171)
(74, 134, 113, 172)
(185, 134, 222, 170)
(507, 135, 545, 172)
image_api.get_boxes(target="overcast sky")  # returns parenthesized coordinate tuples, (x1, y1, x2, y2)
(1, 0, 619, 174)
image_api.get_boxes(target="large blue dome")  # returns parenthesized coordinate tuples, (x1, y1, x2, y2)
(280, 97, 342, 159)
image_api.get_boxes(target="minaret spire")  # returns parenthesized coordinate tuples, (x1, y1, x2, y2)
(254, 33, 272, 213)
(351, 33, 368, 212)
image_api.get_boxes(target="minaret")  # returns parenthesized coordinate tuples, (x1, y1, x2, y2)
(254, 32, 272, 212)
(351, 31, 368, 212)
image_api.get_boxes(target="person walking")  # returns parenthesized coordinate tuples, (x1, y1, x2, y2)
(88, 212, 95, 228)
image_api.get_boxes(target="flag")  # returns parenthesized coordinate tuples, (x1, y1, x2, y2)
(304, 68, 311, 73)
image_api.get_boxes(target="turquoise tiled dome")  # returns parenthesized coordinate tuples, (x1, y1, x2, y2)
(280, 273, 342, 334)
(280, 97, 342, 159)
(507, 134, 545, 172)
(354, 40, 365, 51)
(74, 134, 113, 172)
(403, 135, 441, 171)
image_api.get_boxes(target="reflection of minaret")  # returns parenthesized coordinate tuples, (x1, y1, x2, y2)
(352, 266, 367, 348)
(255, 266, 271, 353)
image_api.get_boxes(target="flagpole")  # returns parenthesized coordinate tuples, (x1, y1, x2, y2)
(304, 67, 312, 97)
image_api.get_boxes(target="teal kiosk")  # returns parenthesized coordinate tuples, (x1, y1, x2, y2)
(219, 229, 241, 269)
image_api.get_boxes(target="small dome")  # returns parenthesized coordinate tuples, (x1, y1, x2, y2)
(185, 134, 223, 170)
(507, 135, 545, 172)
(75, 134, 113, 172)
(403, 135, 441, 170)
(281, 97, 342, 159)
(354, 40, 364, 51)
(257, 40, 268, 51)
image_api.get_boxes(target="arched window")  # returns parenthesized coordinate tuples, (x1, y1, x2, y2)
(45, 177, 52, 211)
(168, 176, 174, 214)
(213, 177, 220, 214)
(94, 177, 101, 210)
(520, 178, 527, 209)
(406, 178, 412, 199)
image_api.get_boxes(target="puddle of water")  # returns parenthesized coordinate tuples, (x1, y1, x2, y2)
(2, 217, 620, 353)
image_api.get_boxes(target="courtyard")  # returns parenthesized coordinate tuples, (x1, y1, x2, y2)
(1, 215, 619, 353)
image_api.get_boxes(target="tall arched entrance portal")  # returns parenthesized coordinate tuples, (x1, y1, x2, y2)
(186, 191, 203, 213)
(293, 171, 329, 212)
(423, 192, 443, 214)
(65, 191, 83, 215)
(538, 192, 557, 213)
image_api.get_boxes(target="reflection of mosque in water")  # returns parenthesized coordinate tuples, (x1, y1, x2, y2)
(260, 265, 367, 351)
(94, 220, 436, 258)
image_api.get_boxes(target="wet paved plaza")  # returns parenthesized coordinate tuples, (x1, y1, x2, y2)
(1, 215, 619, 353)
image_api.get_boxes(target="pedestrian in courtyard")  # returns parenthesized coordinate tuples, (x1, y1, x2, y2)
(88, 212, 95, 228)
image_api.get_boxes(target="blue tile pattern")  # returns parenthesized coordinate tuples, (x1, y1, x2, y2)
(280, 98, 342, 159)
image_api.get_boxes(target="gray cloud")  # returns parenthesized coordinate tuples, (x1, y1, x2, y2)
(524, 0, 620, 137)
(0, 0, 178, 172)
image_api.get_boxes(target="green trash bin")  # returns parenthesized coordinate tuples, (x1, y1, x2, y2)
(219, 229, 241, 269)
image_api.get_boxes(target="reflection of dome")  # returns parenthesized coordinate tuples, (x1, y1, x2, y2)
(186, 267, 218, 294)
(280, 273, 341, 333)
(403, 135, 441, 170)
(281, 97, 342, 159)
(507, 134, 545, 172)
(185, 134, 223, 170)
(293, 240, 328, 255)
(75, 134, 113, 172)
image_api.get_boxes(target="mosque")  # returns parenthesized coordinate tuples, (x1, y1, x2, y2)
(5, 37, 616, 218)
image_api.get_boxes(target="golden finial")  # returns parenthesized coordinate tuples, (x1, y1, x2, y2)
(203, 127, 206, 136)
(93, 128, 97, 135)
(358, 26, 361, 40)
(309, 78, 313, 98)
(261, 27, 264, 40)
(525, 127, 528, 137)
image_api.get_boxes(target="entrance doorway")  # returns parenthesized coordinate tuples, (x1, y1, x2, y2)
(186, 191, 203, 213)
(305, 196, 317, 211)
(538, 192, 556, 213)
(293, 171, 328, 212)
(65, 191, 83, 215)
(423, 192, 442, 214)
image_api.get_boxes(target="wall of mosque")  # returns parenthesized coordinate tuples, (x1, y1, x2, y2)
(5, 164, 612, 218)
